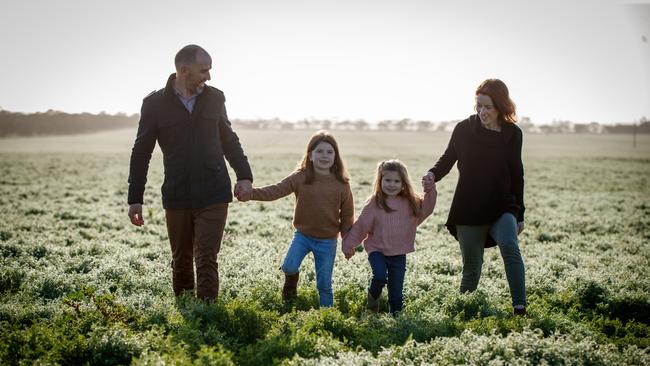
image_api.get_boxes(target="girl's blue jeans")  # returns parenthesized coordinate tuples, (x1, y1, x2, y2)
(456, 213, 526, 306)
(368, 251, 407, 314)
(281, 231, 337, 307)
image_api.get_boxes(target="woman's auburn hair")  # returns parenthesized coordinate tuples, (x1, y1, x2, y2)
(371, 159, 420, 216)
(475, 78, 518, 124)
(297, 130, 349, 184)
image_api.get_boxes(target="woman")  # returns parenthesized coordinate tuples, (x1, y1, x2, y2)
(423, 79, 526, 316)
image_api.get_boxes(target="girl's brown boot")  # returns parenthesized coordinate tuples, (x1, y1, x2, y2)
(282, 272, 299, 300)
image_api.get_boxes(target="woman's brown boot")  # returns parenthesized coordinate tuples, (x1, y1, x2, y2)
(282, 272, 299, 300)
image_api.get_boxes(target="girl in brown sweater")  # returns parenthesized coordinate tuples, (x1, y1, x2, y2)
(238, 130, 354, 307)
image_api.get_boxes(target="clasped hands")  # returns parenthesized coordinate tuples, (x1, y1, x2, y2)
(421, 171, 435, 193)
(234, 179, 253, 201)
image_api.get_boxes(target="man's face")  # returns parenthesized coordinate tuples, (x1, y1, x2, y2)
(182, 52, 212, 94)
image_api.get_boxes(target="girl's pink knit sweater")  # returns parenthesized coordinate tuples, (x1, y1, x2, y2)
(342, 189, 436, 256)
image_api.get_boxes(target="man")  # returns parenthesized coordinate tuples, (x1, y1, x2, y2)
(127, 44, 253, 301)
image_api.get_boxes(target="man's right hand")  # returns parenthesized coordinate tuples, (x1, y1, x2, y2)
(128, 203, 145, 226)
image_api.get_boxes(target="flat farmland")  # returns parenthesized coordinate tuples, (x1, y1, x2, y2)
(0, 128, 649, 365)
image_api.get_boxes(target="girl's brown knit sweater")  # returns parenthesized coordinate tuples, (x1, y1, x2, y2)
(251, 170, 354, 239)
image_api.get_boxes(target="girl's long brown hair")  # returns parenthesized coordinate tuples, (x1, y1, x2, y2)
(297, 130, 349, 184)
(372, 159, 419, 216)
(475, 78, 518, 124)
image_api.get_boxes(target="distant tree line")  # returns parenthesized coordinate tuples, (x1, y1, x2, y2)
(0, 109, 138, 137)
(232, 116, 650, 134)
(0, 109, 648, 137)
(230, 117, 455, 132)
(516, 117, 650, 134)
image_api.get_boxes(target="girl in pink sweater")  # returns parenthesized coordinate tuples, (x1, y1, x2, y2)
(342, 159, 436, 314)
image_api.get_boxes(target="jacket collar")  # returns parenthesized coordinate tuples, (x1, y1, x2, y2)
(163, 73, 177, 95)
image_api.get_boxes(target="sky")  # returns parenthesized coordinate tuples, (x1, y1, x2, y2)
(0, 0, 648, 124)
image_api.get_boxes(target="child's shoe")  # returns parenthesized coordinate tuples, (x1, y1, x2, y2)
(282, 272, 299, 301)
(366, 292, 380, 313)
(513, 306, 527, 317)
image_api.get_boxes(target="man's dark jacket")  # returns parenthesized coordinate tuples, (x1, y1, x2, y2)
(128, 74, 253, 209)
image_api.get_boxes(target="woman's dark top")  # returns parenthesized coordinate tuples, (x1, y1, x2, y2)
(429, 114, 524, 247)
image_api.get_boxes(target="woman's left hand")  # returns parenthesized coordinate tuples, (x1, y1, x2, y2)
(517, 221, 525, 235)
(422, 172, 435, 193)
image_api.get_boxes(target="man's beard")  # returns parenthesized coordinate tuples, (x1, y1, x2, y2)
(194, 82, 205, 95)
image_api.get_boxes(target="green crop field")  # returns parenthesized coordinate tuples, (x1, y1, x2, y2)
(1, 128, 649, 365)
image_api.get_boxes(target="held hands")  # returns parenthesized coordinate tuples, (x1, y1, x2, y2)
(128, 203, 145, 226)
(341, 231, 355, 260)
(342, 242, 360, 260)
(421, 172, 436, 193)
(234, 179, 253, 202)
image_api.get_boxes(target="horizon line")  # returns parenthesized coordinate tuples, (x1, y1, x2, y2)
(0, 107, 646, 126)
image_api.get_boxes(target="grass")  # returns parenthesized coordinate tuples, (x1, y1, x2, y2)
(0, 128, 649, 365)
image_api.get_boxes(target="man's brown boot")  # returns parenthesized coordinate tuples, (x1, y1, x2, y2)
(282, 272, 299, 301)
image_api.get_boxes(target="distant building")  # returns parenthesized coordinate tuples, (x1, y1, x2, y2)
(574, 122, 605, 134)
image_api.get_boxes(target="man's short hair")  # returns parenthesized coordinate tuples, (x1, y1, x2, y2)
(175, 44, 209, 70)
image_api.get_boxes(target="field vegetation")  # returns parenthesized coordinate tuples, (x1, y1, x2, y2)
(1, 129, 649, 365)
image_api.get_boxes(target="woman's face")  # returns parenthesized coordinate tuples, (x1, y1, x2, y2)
(476, 94, 499, 126)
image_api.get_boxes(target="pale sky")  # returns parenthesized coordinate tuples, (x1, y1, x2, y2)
(1, 0, 648, 124)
